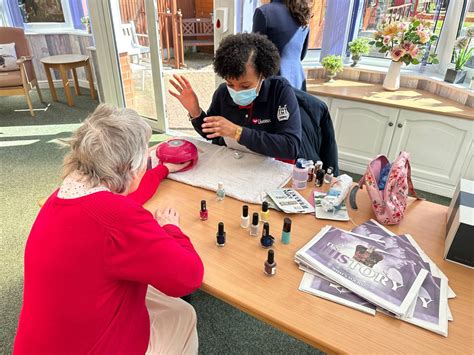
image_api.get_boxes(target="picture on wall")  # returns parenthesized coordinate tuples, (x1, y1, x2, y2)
(18, 0, 65, 23)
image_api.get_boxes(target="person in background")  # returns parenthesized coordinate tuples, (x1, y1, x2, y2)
(169, 33, 301, 162)
(252, 0, 312, 91)
(13, 104, 204, 355)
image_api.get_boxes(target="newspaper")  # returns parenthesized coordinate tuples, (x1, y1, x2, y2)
(299, 272, 377, 315)
(296, 226, 428, 317)
(265, 188, 314, 214)
(352, 220, 449, 336)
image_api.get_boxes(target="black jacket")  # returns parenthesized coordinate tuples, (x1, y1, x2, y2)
(294, 88, 339, 176)
(192, 77, 302, 160)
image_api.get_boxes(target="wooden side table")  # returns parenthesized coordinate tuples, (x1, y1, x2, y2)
(40, 54, 96, 106)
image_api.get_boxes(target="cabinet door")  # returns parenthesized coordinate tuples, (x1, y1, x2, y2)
(388, 110, 473, 196)
(330, 99, 399, 173)
(461, 140, 473, 180)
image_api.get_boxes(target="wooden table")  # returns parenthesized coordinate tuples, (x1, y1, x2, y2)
(41, 54, 96, 106)
(144, 180, 473, 354)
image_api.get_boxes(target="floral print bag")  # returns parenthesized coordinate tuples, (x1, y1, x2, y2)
(349, 152, 422, 225)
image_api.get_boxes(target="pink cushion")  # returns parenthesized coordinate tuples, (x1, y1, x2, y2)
(0, 70, 22, 87)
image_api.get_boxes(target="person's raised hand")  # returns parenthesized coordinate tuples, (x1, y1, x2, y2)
(202, 116, 240, 139)
(155, 207, 180, 227)
(168, 74, 201, 117)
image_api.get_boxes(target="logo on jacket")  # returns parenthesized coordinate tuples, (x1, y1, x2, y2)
(277, 105, 290, 121)
(252, 118, 271, 125)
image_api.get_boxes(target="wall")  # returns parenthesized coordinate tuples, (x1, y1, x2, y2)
(26, 33, 95, 83)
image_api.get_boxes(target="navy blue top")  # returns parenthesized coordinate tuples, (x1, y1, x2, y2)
(252, 0, 309, 90)
(191, 76, 302, 160)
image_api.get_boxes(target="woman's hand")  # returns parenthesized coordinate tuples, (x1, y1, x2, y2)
(155, 207, 180, 227)
(168, 74, 201, 117)
(163, 161, 191, 173)
(202, 116, 239, 139)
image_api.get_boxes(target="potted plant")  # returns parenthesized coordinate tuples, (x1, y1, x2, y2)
(370, 14, 438, 91)
(444, 26, 474, 84)
(348, 37, 371, 67)
(81, 16, 91, 34)
(321, 55, 344, 82)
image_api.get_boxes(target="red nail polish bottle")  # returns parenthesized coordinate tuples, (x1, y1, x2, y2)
(200, 200, 208, 221)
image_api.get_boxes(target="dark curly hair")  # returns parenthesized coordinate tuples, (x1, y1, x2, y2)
(213, 33, 280, 80)
(285, 0, 313, 27)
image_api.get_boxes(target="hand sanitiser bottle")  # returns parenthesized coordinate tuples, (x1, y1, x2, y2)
(321, 174, 353, 212)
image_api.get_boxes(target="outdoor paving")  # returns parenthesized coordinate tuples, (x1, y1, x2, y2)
(130, 52, 216, 134)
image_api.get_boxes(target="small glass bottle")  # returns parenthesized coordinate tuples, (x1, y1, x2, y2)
(241, 205, 250, 228)
(315, 169, 325, 187)
(199, 200, 208, 221)
(324, 167, 334, 184)
(250, 212, 259, 236)
(216, 181, 225, 201)
(307, 160, 315, 182)
(264, 249, 276, 276)
(261, 201, 270, 222)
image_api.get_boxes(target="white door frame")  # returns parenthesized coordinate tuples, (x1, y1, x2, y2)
(88, 0, 167, 132)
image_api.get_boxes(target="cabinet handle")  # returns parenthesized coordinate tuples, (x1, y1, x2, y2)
(397, 123, 403, 128)
(388, 122, 394, 127)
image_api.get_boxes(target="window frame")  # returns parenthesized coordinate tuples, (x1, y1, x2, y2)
(302, 0, 473, 83)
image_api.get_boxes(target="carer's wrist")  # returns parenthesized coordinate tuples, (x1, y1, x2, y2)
(188, 108, 201, 119)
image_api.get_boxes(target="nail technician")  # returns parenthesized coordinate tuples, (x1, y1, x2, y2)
(169, 33, 302, 162)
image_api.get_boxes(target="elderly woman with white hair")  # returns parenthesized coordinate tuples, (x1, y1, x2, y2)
(14, 104, 204, 355)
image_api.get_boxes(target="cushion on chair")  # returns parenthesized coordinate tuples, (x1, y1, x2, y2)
(0, 43, 19, 71)
(0, 70, 22, 87)
(0, 27, 36, 82)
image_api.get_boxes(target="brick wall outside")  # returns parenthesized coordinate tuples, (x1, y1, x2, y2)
(119, 52, 135, 107)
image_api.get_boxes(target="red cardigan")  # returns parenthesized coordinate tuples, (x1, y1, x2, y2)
(13, 165, 204, 355)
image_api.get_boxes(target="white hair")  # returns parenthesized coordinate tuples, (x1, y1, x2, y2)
(63, 104, 152, 193)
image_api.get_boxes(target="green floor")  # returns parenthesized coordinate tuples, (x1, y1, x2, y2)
(0, 90, 451, 354)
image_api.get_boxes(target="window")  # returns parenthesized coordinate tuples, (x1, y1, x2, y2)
(353, 0, 449, 59)
(455, 0, 474, 68)
(18, 0, 65, 23)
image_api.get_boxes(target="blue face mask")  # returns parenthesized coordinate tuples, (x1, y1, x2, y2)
(227, 78, 263, 106)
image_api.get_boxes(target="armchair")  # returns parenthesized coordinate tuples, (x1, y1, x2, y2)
(0, 27, 43, 117)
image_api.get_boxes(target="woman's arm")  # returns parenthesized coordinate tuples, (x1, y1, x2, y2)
(127, 165, 169, 205)
(252, 7, 268, 34)
(105, 203, 204, 297)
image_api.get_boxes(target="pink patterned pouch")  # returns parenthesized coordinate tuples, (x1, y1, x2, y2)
(350, 152, 422, 225)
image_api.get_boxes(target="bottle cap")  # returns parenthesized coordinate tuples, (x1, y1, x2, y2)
(296, 158, 306, 168)
(316, 160, 323, 169)
(201, 200, 206, 211)
(262, 222, 270, 236)
(252, 212, 259, 225)
(218, 222, 224, 235)
(327, 167, 333, 174)
(283, 217, 292, 232)
(242, 205, 249, 217)
(262, 201, 268, 212)
(218, 181, 224, 189)
(267, 249, 275, 264)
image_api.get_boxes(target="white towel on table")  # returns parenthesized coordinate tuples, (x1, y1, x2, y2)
(167, 137, 293, 204)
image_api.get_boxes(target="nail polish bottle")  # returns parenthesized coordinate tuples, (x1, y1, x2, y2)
(315, 168, 325, 187)
(241, 205, 250, 228)
(260, 222, 274, 248)
(264, 249, 276, 276)
(261, 201, 270, 222)
(281, 217, 292, 245)
(200, 200, 208, 221)
(324, 167, 334, 184)
(250, 212, 259, 236)
(307, 160, 315, 182)
(216, 222, 226, 247)
(216, 181, 225, 201)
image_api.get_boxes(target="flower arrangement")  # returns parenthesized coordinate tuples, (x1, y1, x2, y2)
(370, 14, 439, 65)
(453, 26, 474, 71)
(321, 55, 344, 82)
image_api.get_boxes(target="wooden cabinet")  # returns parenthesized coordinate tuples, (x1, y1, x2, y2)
(330, 99, 399, 172)
(318, 96, 473, 197)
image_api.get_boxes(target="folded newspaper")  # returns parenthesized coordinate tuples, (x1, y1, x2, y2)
(296, 220, 452, 337)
